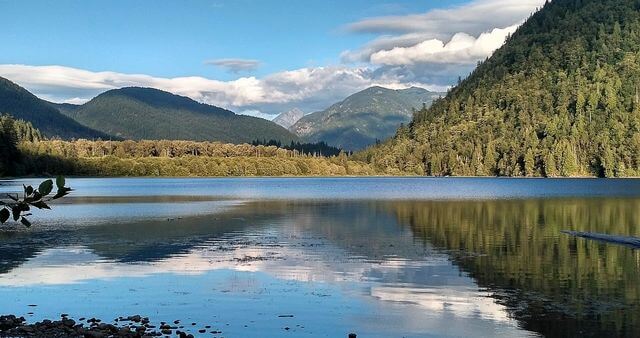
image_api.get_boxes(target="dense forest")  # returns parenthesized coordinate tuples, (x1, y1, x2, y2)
(359, 0, 640, 177)
(251, 139, 344, 157)
(17, 138, 382, 177)
(0, 115, 41, 175)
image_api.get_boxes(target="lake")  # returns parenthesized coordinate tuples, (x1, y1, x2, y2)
(0, 177, 639, 337)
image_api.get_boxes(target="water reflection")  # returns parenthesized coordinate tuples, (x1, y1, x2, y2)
(389, 199, 640, 338)
(0, 194, 638, 337)
(0, 200, 535, 337)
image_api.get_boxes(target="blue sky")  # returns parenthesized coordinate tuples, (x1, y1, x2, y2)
(0, 0, 544, 116)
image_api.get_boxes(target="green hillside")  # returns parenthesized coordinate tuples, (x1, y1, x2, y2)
(360, 0, 640, 177)
(0, 77, 113, 139)
(61, 87, 298, 143)
(290, 86, 442, 151)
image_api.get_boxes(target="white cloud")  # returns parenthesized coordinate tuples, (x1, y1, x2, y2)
(342, 0, 545, 65)
(63, 97, 91, 105)
(239, 109, 276, 120)
(346, 0, 543, 37)
(205, 58, 261, 73)
(370, 25, 519, 66)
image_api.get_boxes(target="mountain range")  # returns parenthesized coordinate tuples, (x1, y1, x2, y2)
(1, 75, 441, 150)
(290, 86, 442, 151)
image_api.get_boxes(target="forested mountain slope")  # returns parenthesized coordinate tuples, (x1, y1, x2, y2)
(0, 77, 112, 139)
(291, 86, 442, 151)
(360, 0, 640, 177)
(61, 87, 298, 143)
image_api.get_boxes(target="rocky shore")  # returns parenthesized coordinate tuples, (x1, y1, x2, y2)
(0, 314, 222, 337)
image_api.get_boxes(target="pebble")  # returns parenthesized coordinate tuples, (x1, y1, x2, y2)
(128, 315, 142, 322)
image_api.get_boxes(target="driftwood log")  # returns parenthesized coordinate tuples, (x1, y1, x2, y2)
(562, 231, 640, 249)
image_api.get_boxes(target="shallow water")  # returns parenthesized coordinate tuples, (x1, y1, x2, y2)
(0, 178, 639, 337)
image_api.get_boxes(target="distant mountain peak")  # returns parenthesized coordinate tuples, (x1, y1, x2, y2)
(273, 108, 305, 129)
(93, 86, 236, 117)
(290, 86, 443, 150)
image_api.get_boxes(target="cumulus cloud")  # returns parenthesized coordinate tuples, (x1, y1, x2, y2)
(370, 25, 519, 66)
(205, 58, 261, 73)
(342, 0, 545, 64)
(0, 64, 444, 116)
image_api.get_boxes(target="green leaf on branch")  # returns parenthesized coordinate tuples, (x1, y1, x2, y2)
(0, 176, 71, 227)
(53, 187, 72, 200)
(38, 179, 53, 196)
(0, 209, 9, 223)
(20, 217, 31, 227)
(11, 206, 20, 221)
(29, 201, 50, 210)
(56, 176, 65, 189)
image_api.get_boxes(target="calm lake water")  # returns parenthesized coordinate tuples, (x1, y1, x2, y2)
(0, 177, 639, 337)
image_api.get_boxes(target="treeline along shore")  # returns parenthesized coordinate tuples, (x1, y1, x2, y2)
(17, 139, 384, 177)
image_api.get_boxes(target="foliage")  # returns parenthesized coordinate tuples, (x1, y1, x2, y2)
(22, 139, 308, 158)
(59, 87, 298, 144)
(251, 139, 344, 157)
(0, 176, 71, 227)
(361, 0, 640, 177)
(0, 115, 20, 176)
(12, 118, 43, 143)
(291, 86, 443, 151)
(17, 139, 391, 177)
(0, 77, 112, 139)
(0, 115, 44, 175)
